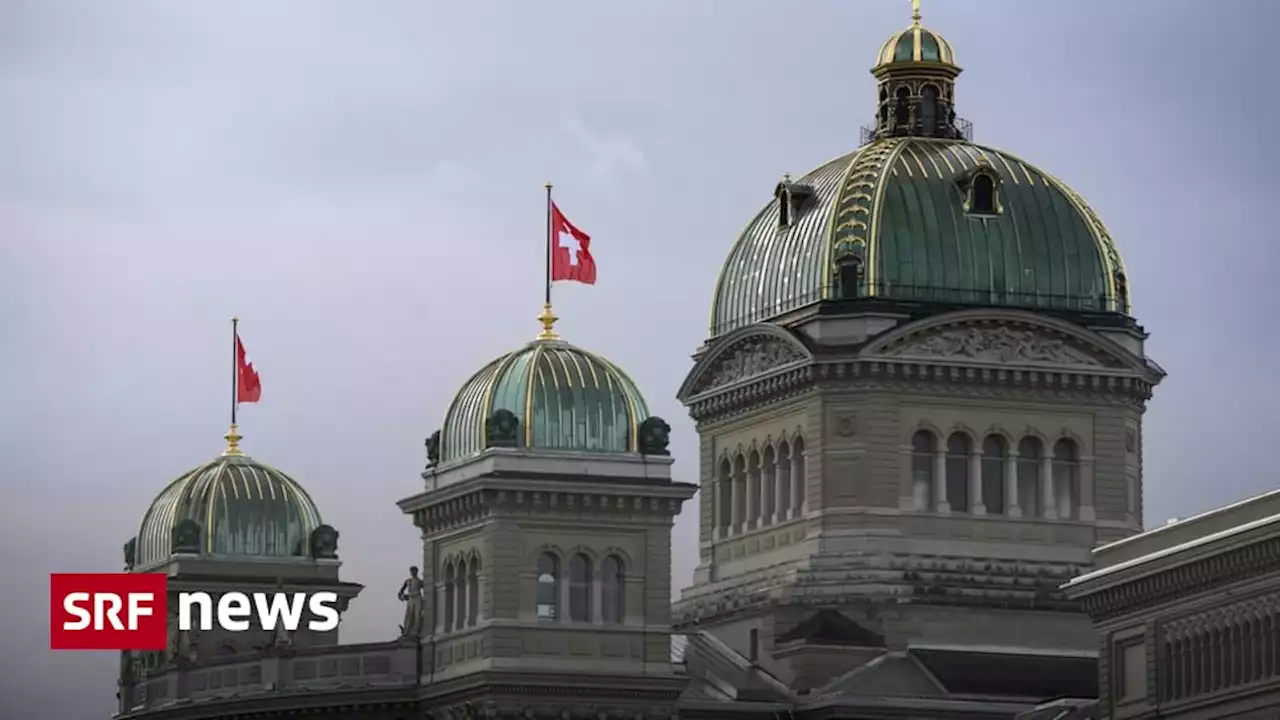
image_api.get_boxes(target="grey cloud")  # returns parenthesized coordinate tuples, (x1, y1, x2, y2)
(4, 0, 1278, 717)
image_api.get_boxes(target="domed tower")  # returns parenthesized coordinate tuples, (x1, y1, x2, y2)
(117, 427, 362, 710)
(675, 2, 1165, 692)
(398, 309, 694, 712)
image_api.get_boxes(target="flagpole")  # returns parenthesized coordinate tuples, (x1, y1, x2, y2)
(544, 182, 553, 307)
(537, 182, 559, 340)
(225, 316, 242, 455)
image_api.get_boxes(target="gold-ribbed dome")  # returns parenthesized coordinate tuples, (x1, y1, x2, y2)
(874, 2, 957, 69)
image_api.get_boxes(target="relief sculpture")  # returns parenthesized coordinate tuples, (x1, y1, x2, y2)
(888, 326, 1100, 366)
(697, 339, 807, 393)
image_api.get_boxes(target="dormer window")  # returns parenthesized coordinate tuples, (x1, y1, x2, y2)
(775, 175, 814, 229)
(960, 166, 1003, 216)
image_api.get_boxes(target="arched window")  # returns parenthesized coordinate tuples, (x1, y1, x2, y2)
(443, 561, 456, 631)
(894, 86, 910, 129)
(777, 188, 791, 227)
(921, 85, 939, 135)
(777, 441, 792, 517)
(468, 556, 480, 626)
(717, 458, 732, 535)
(879, 86, 889, 126)
(1017, 437, 1043, 518)
(762, 445, 776, 524)
(969, 173, 997, 214)
(454, 557, 467, 630)
(981, 436, 1006, 514)
(911, 430, 935, 511)
(218, 643, 237, 656)
(536, 552, 559, 621)
(747, 449, 762, 527)
(1053, 439, 1079, 519)
(946, 433, 971, 512)
(569, 553, 593, 622)
(732, 454, 747, 531)
(791, 436, 806, 512)
(602, 555, 625, 624)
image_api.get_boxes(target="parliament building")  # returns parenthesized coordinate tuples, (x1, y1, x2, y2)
(112, 5, 1280, 720)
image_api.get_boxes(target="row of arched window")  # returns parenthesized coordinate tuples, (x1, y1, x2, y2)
(440, 554, 481, 633)
(877, 82, 955, 138)
(536, 551, 625, 624)
(1161, 614, 1279, 701)
(911, 429, 1083, 518)
(714, 435, 806, 537)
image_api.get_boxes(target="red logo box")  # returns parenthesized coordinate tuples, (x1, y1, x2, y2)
(50, 573, 168, 651)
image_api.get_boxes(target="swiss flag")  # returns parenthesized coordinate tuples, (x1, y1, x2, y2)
(236, 335, 262, 404)
(550, 202, 596, 285)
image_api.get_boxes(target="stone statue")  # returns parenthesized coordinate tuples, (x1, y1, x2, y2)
(425, 430, 441, 467)
(122, 537, 136, 569)
(272, 621, 294, 649)
(171, 519, 201, 555)
(486, 409, 520, 448)
(398, 566, 425, 639)
(310, 524, 340, 559)
(638, 417, 671, 456)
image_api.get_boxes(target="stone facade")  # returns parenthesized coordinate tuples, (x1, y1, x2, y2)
(1063, 490, 1280, 720)
(672, 307, 1162, 689)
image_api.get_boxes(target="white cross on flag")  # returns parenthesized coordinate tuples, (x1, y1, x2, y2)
(549, 201, 596, 285)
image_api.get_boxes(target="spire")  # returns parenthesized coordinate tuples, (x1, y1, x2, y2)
(223, 424, 244, 456)
(911, 0, 922, 26)
(536, 302, 560, 341)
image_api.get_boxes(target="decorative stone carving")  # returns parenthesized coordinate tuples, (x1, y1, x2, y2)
(886, 325, 1101, 366)
(638, 417, 671, 455)
(122, 537, 136, 568)
(695, 337, 807, 394)
(425, 429, 441, 467)
(171, 519, 201, 555)
(486, 409, 520, 448)
(835, 414, 856, 437)
(310, 524, 339, 559)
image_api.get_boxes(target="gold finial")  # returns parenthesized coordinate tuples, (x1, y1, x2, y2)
(223, 424, 244, 456)
(535, 302, 560, 340)
(911, 0, 922, 25)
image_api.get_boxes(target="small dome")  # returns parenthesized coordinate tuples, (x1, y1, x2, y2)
(134, 452, 325, 567)
(874, 14, 956, 69)
(437, 336, 651, 465)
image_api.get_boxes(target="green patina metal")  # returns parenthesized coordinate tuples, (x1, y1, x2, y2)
(709, 137, 1128, 337)
(135, 454, 324, 567)
(438, 339, 650, 465)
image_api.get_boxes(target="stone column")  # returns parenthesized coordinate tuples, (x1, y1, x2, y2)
(746, 465, 759, 531)
(1079, 456, 1096, 521)
(933, 451, 949, 513)
(712, 479, 723, 541)
(1040, 455, 1057, 519)
(1005, 451, 1021, 517)
(969, 450, 985, 515)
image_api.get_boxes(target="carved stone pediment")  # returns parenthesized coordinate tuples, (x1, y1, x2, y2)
(880, 322, 1100, 363)
(879, 324, 1102, 367)
(683, 327, 811, 398)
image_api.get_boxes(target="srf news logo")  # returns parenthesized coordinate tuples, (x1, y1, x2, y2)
(50, 573, 340, 651)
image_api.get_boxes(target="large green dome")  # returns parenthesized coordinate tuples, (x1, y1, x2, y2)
(437, 336, 651, 465)
(709, 136, 1129, 337)
(133, 451, 325, 568)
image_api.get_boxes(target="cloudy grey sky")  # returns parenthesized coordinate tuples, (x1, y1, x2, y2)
(3, 0, 1277, 716)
